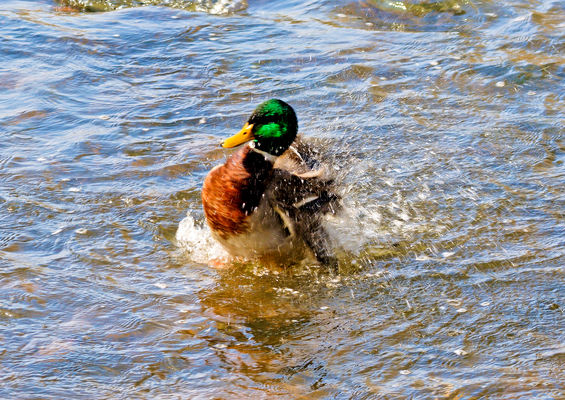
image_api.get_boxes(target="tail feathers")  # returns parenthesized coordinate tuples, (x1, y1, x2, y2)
(297, 219, 338, 272)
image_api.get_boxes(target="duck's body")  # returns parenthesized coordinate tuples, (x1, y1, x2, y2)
(201, 100, 340, 268)
(203, 144, 300, 260)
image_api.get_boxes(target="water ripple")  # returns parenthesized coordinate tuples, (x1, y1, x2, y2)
(0, 0, 563, 398)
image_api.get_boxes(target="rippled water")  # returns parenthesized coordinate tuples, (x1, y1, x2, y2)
(1, 0, 564, 398)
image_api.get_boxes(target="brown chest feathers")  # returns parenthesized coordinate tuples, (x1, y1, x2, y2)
(202, 145, 273, 238)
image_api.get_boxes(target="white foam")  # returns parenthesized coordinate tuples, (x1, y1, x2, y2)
(324, 200, 386, 253)
(176, 212, 229, 264)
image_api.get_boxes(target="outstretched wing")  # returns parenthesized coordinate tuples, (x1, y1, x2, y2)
(268, 167, 341, 215)
(270, 136, 341, 215)
(266, 138, 341, 269)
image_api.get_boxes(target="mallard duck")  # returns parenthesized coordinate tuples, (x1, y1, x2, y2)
(201, 99, 341, 268)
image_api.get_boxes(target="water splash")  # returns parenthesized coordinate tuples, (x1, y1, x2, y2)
(175, 212, 229, 264)
(175, 139, 439, 267)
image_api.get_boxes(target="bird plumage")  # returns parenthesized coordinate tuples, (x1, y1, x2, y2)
(201, 99, 340, 268)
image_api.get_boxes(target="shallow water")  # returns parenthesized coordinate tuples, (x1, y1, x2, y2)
(1, 0, 564, 398)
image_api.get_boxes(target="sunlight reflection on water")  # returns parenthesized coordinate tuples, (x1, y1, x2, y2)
(0, 0, 563, 398)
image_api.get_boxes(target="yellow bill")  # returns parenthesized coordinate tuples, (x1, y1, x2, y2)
(222, 122, 254, 148)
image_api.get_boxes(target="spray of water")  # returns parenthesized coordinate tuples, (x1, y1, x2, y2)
(176, 212, 229, 264)
(175, 136, 418, 268)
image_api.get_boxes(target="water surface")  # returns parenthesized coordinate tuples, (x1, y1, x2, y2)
(1, 0, 564, 398)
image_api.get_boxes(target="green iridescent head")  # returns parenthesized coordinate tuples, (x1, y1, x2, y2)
(222, 99, 298, 156)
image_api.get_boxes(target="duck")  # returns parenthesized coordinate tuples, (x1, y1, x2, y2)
(201, 99, 341, 269)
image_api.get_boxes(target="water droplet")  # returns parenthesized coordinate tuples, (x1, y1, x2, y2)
(399, 211, 410, 221)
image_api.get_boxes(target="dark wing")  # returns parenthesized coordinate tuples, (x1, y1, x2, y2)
(268, 168, 341, 215)
(271, 136, 341, 215)
(267, 138, 341, 270)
